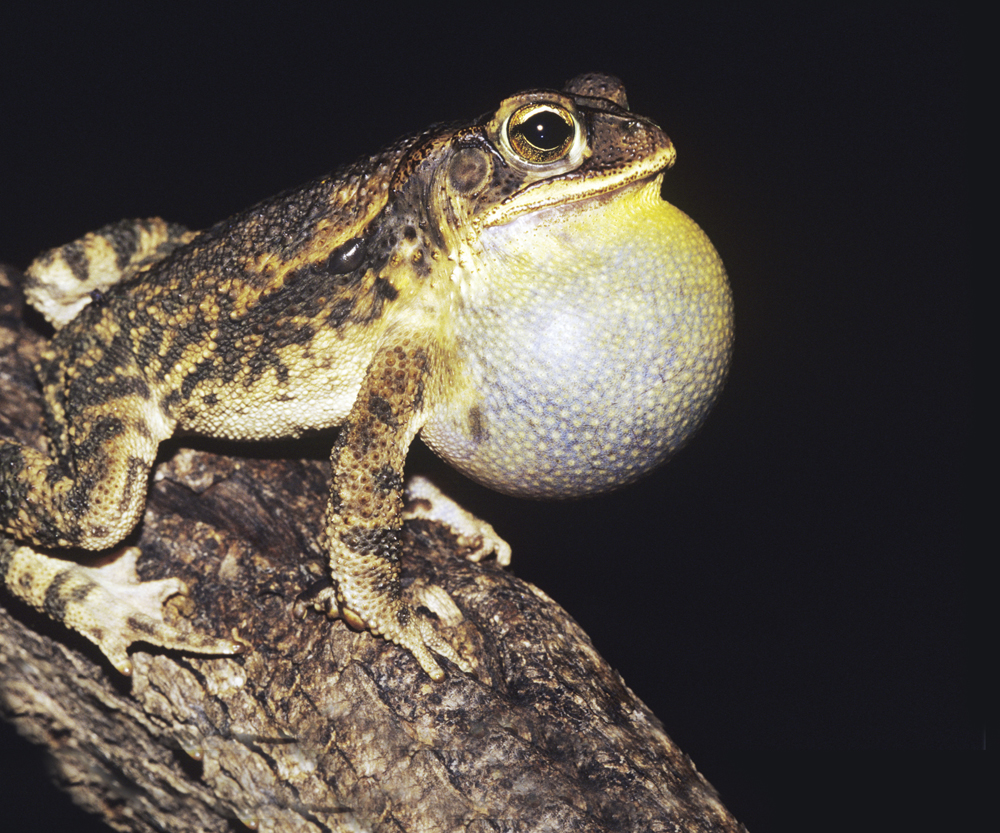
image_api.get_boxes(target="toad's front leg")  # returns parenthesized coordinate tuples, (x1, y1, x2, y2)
(316, 341, 471, 680)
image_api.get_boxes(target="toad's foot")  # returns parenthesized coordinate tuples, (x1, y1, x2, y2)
(1, 541, 243, 674)
(309, 581, 471, 680)
(404, 475, 511, 566)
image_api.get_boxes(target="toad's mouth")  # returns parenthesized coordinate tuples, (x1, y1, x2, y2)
(479, 143, 675, 230)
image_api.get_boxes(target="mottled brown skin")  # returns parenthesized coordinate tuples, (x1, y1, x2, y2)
(1, 73, 733, 679)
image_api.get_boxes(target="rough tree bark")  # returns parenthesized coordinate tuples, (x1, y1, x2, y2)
(0, 265, 747, 833)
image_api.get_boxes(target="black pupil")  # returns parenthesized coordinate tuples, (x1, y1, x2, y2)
(516, 110, 572, 151)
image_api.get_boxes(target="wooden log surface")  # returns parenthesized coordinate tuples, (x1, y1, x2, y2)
(0, 264, 747, 832)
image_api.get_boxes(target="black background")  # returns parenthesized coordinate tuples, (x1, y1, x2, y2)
(1, 6, 976, 831)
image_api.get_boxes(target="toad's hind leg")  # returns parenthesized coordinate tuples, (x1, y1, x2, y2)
(317, 341, 471, 681)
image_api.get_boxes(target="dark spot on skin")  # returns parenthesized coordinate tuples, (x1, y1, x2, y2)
(89, 289, 105, 307)
(105, 220, 142, 271)
(202, 392, 218, 406)
(368, 394, 396, 428)
(156, 322, 207, 378)
(67, 579, 95, 604)
(372, 465, 403, 495)
(350, 284, 394, 324)
(341, 527, 401, 564)
(408, 347, 431, 411)
(180, 359, 223, 399)
(132, 420, 154, 442)
(73, 416, 125, 464)
(126, 614, 158, 637)
(351, 416, 378, 457)
(403, 226, 417, 241)
(412, 377, 426, 412)
(61, 240, 91, 284)
(162, 389, 182, 418)
(43, 569, 93, 621)
(64, 473, 93, 523)
(115, 312, 167, 376)
(372, 277, 398, 302)
(412, 346, 430, 370)
(396, 606, 411, 627)
(119, 457, 147, 516)
(113, 218, 190, 271)
(468, 405, 487, 444)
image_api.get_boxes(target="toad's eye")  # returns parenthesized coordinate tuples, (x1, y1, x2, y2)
(507, 104, 576, 164)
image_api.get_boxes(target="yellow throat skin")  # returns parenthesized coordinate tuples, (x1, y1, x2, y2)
(421, 176, 734, 499)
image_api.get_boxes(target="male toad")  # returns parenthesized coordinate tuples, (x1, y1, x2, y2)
(1, 73, 733, 680)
